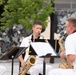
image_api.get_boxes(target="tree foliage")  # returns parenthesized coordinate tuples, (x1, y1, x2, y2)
(0, 0, 2, 5)
(0, 0, 55, 30)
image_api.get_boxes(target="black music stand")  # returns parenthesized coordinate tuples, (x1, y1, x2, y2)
(29, 42, 57, 75)
(40, 54, 51, 75)
(0, 45, 27, 75)
(35, 39, 59, 63)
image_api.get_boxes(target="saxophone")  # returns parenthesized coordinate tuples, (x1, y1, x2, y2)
(19, 34, 45, 75)
(58, 36, 73, 69)
(19, 55, 36, 75)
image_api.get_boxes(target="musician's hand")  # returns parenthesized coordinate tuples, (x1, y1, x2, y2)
(60, 51, 65, 59)
(21, 61, 25, 68)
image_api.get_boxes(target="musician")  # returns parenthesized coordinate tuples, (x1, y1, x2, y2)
(18, 20, 52, 75)
(0, 65, 6, 75)
(48, 17, 76, 75)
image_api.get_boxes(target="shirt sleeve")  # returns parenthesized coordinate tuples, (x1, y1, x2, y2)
(65, 36, 76, 55)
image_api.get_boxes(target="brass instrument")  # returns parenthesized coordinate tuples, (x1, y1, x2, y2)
(19, 55, 36, 75)
(19, 34, 45, 75)
(58, 36, 73, 69)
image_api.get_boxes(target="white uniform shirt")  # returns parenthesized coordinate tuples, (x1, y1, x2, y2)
(20, 34, 44, 64)
(65, 32, 76, 69)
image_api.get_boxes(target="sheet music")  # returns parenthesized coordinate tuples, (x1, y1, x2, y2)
(30, 42, 57, 56)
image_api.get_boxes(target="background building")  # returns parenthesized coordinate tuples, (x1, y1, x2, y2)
(0, 0, 76, 54)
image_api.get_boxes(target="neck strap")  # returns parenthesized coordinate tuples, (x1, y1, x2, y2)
(31, 34, 40, 42)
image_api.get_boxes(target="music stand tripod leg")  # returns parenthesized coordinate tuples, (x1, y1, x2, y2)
(11, 56, 14, 75)
(43, 58, 46, 75)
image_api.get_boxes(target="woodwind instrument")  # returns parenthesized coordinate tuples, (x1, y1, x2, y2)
(58, 36, 73, 69)
(19, 55, 36, 75)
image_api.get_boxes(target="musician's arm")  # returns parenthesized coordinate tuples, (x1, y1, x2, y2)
(67, 54, 76, 63)
(18, 55, 25, 68)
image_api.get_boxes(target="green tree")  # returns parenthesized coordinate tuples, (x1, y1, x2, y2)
(0, 0, 55, 30)
(0, 0, 2, 5)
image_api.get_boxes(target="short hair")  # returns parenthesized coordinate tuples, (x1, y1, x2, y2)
(66, 17, 76, 27)
(32, 20, 42, 27)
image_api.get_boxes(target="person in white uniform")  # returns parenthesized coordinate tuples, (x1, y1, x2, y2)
(48, 17, 76, 75)
(18, 20, 52, 75)
(0, 65, 6, 75)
